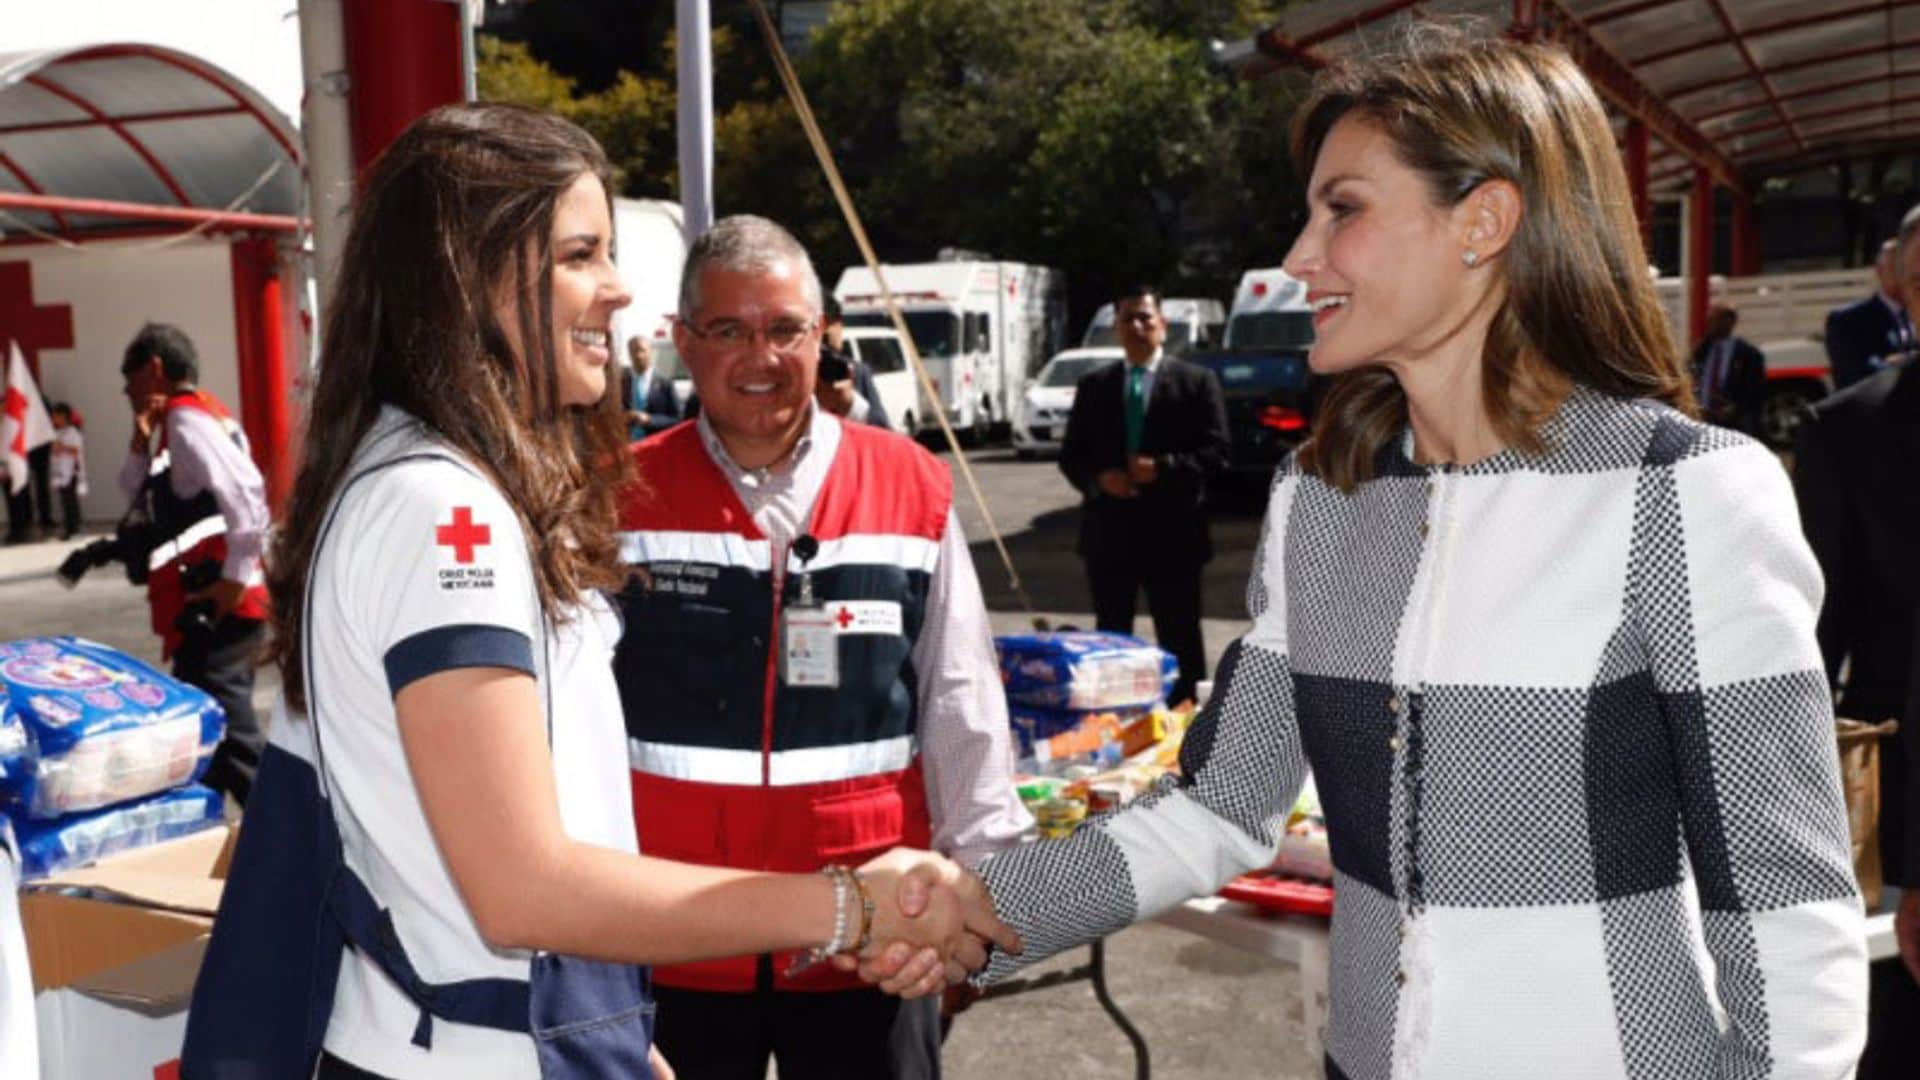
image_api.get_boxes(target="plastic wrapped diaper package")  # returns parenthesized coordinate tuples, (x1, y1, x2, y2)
(7, 783, 225, 880)
(0, 685, 26, 794)
(0, 637, 225, 819)
(996, 631, 1177, 712)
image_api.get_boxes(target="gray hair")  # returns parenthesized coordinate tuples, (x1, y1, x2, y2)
(677, 214, 823, 319)
(1899, 204, 1920, 254)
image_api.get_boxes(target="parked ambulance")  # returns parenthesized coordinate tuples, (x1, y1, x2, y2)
(840, 325, 917, 434)
(1224, 267, 1316, 351)
(834, 258, 1067, 438)
(1080, 297, 1226, 352)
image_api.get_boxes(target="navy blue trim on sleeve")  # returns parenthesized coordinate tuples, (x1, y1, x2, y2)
(383, 624, 536, 698)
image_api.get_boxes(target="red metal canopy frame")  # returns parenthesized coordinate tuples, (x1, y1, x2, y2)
(1234, 0, 1919, 344)
(0, 43, 306, 503)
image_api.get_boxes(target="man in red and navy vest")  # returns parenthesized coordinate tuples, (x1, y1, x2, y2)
(117, 323, 270, 804)
(613, 217, 1030, 1080)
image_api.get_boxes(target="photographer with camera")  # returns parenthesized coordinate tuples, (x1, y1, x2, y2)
(113, 323, 269, 805)
(817, 298, 890, 430)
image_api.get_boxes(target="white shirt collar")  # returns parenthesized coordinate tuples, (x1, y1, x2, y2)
(1124, 347, 1165, 376)
(695, 401, 828, 488)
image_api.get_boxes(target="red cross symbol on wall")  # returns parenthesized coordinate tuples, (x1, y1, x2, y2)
(435, 506, 491, 564)
(0, 262, 75, 379)
(834, 606, 856, 629)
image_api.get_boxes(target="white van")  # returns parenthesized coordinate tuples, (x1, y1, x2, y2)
(1224, 267, 1315, 351)
(835, 259, 1068, 437)
(1080, 297, 1226, 351)
(841, 326, 916, 433)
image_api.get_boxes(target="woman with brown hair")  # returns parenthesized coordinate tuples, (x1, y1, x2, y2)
(180, 103, 1013, 1080)
(868, 23, 1867, 1078)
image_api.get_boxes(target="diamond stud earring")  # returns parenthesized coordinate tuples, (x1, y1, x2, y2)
(1462, 250, 1481, 267)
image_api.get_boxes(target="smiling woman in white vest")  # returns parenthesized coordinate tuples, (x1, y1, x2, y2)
(178, 103, 1016, 1080)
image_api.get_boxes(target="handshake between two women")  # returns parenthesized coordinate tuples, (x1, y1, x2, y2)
(835, 848, 1022, 999)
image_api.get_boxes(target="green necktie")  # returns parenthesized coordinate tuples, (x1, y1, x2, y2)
(1125, 366, 1147, 454)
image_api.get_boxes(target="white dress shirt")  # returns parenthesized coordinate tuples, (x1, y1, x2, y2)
(1121, 347, 1165, 408)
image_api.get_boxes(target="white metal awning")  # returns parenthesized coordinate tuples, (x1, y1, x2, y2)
(0, 42, 300, 241)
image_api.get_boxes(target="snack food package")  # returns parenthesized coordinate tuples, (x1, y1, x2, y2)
(0, 637, 225, 818)
(1273, 774, 1332, 881)
(996, 632, 1177, 712)
(7, 782, 225, 879)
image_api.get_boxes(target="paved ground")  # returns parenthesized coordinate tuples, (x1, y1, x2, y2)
(0, 447, 1321, 1079)
(952, 446, 1268, 674)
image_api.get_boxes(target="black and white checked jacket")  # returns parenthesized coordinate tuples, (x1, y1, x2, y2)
(980, 388, 1867, 1078)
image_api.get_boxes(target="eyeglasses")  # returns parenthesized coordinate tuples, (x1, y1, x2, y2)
(682, 317, 817, 354)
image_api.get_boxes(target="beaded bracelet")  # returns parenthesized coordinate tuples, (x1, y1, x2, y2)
(786, 864, 862, 975)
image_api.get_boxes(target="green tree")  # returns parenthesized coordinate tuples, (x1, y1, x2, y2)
(569, 69, 678, 197)
(480, 2, 1315, 325)
(756, 0, 1284, 315)
(475, 35, 577, 113)
(476, 35, 676, 199)
(1021, 28, 1225, 287)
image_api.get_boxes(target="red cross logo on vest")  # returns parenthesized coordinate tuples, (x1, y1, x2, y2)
(436, 507, 491, 564)
(834, 606, 855, 629)
(0, 262, 76, 376)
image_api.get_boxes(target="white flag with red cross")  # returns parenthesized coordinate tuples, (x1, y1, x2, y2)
(3, 339, 55, 495)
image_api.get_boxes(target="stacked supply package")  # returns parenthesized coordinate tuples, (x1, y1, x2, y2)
(995, 631, 1177, 759)
(0, 637, 226, 879)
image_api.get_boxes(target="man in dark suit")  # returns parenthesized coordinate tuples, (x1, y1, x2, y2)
(622, 335, 681, 442)
(1826, 239, 1912, 391)
(1690, 304, 1766, 435)
(1796, 255, 1920, 1075)
(1059, 284, 1228, 705)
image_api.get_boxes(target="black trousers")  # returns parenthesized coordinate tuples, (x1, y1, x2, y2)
(3, 482, 29, 541)
(1859, 955, 1920, 1079)
(1086, 555, 1207, 705)
(173, 614, 265, 805)
(317, 1051, 391, 1079)
(56, 480, 80, 538)
(654, 962, 941, 1080)
(28, 443, 52, 528)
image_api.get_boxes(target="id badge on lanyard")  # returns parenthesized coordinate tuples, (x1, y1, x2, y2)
(780, 535, 838, 689)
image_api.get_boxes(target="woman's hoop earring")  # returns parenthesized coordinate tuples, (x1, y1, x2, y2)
(1462, 250, 1481, 267)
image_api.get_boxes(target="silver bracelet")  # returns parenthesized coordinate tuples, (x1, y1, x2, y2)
(787, 865, 855, 975)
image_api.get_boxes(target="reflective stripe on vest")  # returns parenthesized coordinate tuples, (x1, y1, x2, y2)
(628, 733, 916, 787)
(148, 512, 226, 571)
(615, 421, 949, 992)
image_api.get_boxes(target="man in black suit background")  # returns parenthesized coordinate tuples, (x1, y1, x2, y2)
(1825, 238, 1912, 391)
(1058, 284, 1228, 704)
(1690, 304, 1767, 436)
(622, 335, 682, 442)
(1795, 202, 1920, 1079)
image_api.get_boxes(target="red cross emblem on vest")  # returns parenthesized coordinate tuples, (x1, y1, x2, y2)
(436, 507, 491, 564)
(834, 606, 856, 629)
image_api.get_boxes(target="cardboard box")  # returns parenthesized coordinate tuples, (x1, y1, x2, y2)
(18, 823, 233, 1080)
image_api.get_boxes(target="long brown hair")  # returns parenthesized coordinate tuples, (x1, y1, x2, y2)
(267, 103, 631, 711)
(1290, 23, 1689, 490)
